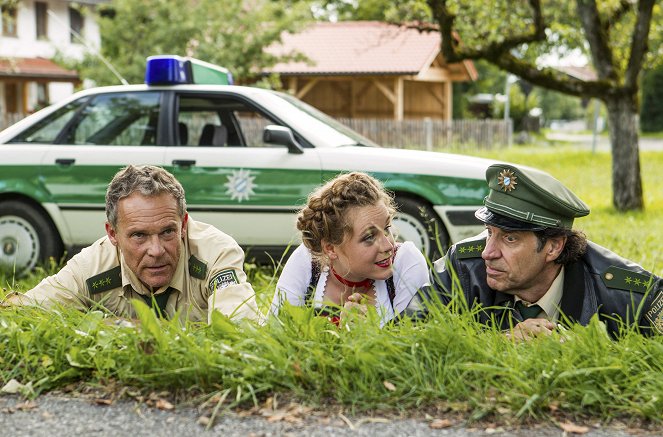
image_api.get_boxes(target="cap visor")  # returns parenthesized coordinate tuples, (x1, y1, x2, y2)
(474, 207, 547, 231)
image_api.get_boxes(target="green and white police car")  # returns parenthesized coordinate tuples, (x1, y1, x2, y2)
(0, 55, 494, 273)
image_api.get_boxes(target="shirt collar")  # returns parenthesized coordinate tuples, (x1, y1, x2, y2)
(515, 266, 565, 321)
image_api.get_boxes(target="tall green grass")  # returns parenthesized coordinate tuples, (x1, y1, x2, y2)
(1, 146, 661, 423)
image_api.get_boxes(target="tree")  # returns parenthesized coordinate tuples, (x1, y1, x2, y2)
(311, 0, 431, 21)
(640, 64, 663, 132)
(73, 0, 311, 86)
(428, 0, 663, 211)
(535, 88, 584, 123)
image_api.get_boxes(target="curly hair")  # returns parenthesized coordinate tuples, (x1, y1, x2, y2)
(105, 165, 187, 228)
(297, 172, 396, 258)
(534, 228, 588, 265)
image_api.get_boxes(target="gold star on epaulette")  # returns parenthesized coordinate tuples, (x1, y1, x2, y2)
(602, 266, 653, 294)
(456, 239, 486, 260)
(86, 266, 121, 295)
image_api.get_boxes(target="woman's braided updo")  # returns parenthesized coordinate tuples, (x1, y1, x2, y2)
(297, 172, 396, 259)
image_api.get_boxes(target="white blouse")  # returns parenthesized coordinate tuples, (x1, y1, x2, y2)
(271, 241, 429, 326)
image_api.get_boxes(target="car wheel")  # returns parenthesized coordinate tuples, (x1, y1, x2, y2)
(393, 197, 448, 261)
(0, 201, 63, 274)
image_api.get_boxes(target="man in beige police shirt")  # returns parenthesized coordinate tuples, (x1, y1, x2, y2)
(3, 165, 261, 323)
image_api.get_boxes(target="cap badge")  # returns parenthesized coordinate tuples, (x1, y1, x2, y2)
(498, 169, 518, 192)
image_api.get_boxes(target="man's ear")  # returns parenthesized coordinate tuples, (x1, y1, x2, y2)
(181, 213, 189, 239)
(546, 236, 567, 262)
(322, 240, 338, 260)
(105, 222, 118, 246)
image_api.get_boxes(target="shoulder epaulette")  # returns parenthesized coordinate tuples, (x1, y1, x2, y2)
(188, 255, 208, 280)
(86, 266, 122, 295)
(601, 266, 654, 294)
(456, 238, 486, 260)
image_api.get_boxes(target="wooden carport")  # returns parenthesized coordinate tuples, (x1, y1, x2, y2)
(263, 21, 477, 121)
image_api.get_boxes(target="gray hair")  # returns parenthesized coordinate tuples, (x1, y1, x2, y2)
(105, 165, 187, 228)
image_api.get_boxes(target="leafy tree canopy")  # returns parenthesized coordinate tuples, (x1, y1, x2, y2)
(311, 0, 431, 22)
(640, 64, 663, 133)
(72, 0, 312, 86)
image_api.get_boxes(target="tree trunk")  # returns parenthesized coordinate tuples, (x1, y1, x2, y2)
(604, 95, 644, 211)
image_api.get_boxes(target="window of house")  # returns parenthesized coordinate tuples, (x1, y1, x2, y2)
(69, 7, 83, 43)
(36, 83, 49, 109)
(1, 5, 18, 37)
(35, 2, 48, 39)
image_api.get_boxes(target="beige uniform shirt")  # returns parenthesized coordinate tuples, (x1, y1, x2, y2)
(9, 218, 261, 323)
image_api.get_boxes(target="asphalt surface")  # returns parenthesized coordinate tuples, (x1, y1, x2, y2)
(1, 393, 658, 436)
(543, 132, 663, 152)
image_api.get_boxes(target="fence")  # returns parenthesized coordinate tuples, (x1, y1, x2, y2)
(337, 118, 512, 151)
(1, 112, 512, 151)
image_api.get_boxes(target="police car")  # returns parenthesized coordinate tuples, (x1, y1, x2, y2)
(0, 55, 494, 273)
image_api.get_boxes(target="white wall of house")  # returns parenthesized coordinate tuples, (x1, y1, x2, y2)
(0, 0, 103, 113)
(0, 0, 101, 59)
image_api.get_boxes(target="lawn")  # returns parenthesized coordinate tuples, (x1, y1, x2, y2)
(0, 146, 661, 426)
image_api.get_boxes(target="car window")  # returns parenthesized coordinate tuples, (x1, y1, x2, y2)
(63, 92, 161, 145)
(8, 97, 90, 143)
(177, 95, 278, 148)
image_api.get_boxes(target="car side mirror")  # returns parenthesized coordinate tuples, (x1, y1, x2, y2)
(263, 125, 304, 154)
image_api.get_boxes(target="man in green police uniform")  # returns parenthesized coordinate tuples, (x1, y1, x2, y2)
(3, 165, 261, 324)
(413, 163, 661, 339)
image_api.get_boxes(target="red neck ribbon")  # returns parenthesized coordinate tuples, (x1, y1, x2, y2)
(330, 266, 373, 289)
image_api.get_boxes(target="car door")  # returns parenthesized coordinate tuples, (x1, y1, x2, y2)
(35, 91, 166, 245)
(164, 92, 323, 251)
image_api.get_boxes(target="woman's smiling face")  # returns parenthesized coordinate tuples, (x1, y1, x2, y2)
(326, 202, 395, 282)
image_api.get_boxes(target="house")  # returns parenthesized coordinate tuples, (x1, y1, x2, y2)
(0, 0, 104, 123)
(263, 21, 477, 121)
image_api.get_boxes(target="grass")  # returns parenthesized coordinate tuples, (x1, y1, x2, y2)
(1, 145, 662, 425)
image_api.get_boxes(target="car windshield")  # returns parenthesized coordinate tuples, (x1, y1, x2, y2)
(256, 90, 380, 148)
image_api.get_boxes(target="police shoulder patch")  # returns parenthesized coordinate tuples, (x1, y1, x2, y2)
(601, 266, 654, 294)
(188, 255, 208, 280)
(456, 238, 486, 260)
(208, 269, 239, 292)
(86, 266, 122, 295)
(645, 292, 663, 335)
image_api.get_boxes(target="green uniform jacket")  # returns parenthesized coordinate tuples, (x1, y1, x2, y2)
(417, 233, 662, 337)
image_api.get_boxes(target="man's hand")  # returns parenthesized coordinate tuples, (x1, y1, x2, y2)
(506, 318, 556, 341)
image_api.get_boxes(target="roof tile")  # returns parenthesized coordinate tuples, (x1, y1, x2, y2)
(0, 57, 79, 80)
(265, 21, 442, 75)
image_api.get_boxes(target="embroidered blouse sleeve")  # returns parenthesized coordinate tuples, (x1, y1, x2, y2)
(270, 244, 313, 316)
(391, 241, 429, 314)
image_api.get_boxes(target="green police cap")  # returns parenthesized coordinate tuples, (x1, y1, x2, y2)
(475, 163, 590, 230)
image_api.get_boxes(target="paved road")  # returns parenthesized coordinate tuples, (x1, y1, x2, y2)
(544, 132, 663, 152)
(1, 393, 657, 437)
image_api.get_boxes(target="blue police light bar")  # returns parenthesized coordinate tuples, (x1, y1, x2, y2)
(145, 55, 234, 85)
